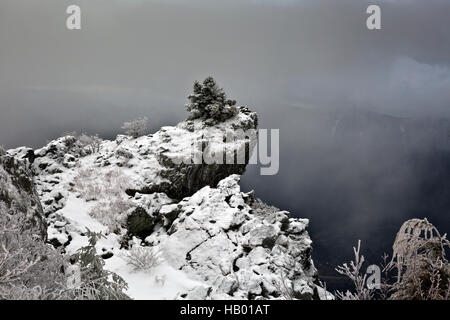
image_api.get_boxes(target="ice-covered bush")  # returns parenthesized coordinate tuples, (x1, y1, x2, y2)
(90, 197, 132, 233)
(73, 168, 100, 201)
(78, 133, 102, 154)
(186, 77, 238, 126)
(0, 145, 6, 156)
(387, 218, 450, 300)
(121, 245, 163, 272)
(121, 117, 148, 138)
(0, 202, 69, 300)
(73, 168, 132, 232)
(335, 240, 374, 300)
(335, 218, 450, 300)
(0, 205, 130, 300)
(70, 230, 130, 300)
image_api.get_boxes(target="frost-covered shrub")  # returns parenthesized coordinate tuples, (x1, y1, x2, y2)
(335, 240, 374, 300)
(78, 133, 102, 154)
(73, 168, 100, 201)
(70, 230, 130, 300)
(0, 203, 130, 300)
(103, 169, 132, 194)
(186, 77, 238, 126)
(73, 168, 132, 232)
(121, 245, 163, 272)
(387, 218, 450, 300)
(90, 197, 132, 233)
(335, 219, 450, 300)
(0, 145, 6, 156)
(0, 202, 69, 300)
(58, 131, 101, 156)
(121, 117, 148, 138)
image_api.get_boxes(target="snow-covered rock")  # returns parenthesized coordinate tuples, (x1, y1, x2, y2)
(163, 175, 320, 299)
(0, 152, 46, 239)
(6, 107, 326, 299)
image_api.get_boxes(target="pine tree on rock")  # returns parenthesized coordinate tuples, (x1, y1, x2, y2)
(186, 76, 238, 125)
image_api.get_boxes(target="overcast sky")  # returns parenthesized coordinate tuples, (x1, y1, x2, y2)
(1, 0, 450, 147)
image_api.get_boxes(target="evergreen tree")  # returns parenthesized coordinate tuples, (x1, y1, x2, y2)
(186, 77, 238, 125)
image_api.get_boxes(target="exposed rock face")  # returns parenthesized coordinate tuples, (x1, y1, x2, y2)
(0, 153, 46, 239)
(6, 107, 327, 299)
(126, 106, 258, 199)
(148, 175, 321, 300)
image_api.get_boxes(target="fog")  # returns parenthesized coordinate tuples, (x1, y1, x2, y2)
(1, 0, 450, 290)
(1, 0, 450, 147)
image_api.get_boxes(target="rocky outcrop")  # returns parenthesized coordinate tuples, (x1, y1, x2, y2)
(5, 106, 327, 299)
(0, 153, 46, 239)
(146, 175, 322, 300)
(126, 106, 258, 200)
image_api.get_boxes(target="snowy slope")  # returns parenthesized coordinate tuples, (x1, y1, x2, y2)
(7, 108, 328, 300)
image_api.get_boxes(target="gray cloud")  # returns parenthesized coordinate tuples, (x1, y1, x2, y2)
(1, 0, 450, 147)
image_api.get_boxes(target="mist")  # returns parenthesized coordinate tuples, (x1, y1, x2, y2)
(1, 0, 450, 290)
(1, 0, 450, 147)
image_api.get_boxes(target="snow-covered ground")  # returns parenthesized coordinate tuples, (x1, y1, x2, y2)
(31, 144, 206, 299)
(105, 258, 205, 300)
(7, 110, 328, 299)
(59, 194, 205, 299)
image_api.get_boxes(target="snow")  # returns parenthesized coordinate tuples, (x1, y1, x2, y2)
(45, 186, 204, 299)
(15, 109, 330, 300)
(52, 194, 205, 299)
(61, 195, 107, 233)
(105, 258, 205, 300)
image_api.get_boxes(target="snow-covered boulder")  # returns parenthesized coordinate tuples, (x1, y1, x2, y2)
(160, 175, 320, 300)
(125, 106, 258, 199)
